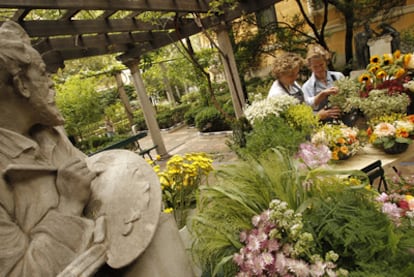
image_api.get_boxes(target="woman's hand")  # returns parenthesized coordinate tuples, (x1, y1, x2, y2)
(314, 87, 339, 106)
(318, 106, 341, 121)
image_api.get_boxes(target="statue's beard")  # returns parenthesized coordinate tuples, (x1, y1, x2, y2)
(30, 97, 65, 127)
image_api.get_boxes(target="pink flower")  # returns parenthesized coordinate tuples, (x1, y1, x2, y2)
(376, 192, 389, 203)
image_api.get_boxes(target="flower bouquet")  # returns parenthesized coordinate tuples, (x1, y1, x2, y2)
(367, 114, 414, 154)
(311, 123, 361, 160)
(334, 51, 413, 120)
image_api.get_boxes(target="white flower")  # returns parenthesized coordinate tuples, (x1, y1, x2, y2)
(395, 120, 414, 132)
(373, 122, 396, 137)
(244, 95, 299, 124)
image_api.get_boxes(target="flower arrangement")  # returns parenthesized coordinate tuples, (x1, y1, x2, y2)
(311, 123, 361, 160)
(333, 50, 413, 119)
(367, 114, 414, 154)
(154, 152, 213, 228)
(233, 199, 347, 277)
(358, 51, 412, 95)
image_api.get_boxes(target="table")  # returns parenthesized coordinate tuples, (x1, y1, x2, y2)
(332, 143, 414, 171)
(331, 143, 414, 191)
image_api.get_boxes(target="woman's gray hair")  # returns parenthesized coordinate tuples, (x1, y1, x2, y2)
(271, 52, 304, 78)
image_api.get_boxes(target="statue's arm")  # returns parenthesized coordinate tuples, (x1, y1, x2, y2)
(0, 205, 94, 277)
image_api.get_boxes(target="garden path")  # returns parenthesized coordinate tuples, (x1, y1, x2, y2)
(137, 124, 239, 167)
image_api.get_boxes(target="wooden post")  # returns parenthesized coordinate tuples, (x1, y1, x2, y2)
(124, 60, 169, 159)
(114, 72, 135, 127)
(215, 24, 245, 119)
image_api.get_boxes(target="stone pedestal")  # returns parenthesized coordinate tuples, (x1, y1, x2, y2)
(367, 34, 393, 57)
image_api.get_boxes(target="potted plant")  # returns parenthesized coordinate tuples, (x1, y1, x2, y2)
(367, 114, 414, 154)
(311, 123, 362, 160)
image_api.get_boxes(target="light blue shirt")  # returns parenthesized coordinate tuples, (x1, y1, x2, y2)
(302, 71, 344, 111)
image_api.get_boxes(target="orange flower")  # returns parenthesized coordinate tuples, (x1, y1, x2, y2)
(367, 127, 373, 136)
(396, 128, 409, 138)
(340, 145, 349, 154)
(394, 68, 406, 79)
(406, 115, 414, 123)
(337, 137, 346, 144)
(394, 50, 401, 59)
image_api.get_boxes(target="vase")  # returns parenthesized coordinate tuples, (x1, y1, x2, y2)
(383, 142, 409, 154)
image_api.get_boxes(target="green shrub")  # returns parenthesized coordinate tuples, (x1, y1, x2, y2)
(184, 105, 203, 126)
(239, 115, 310, 158)
(195, 106, 231, 132)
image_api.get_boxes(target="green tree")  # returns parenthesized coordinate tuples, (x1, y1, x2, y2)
(55, 75, 105, 138)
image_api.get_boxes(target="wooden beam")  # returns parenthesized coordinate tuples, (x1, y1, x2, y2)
(0, 0, 211, 13)
(33, 31, 169, 53)
(17, 17, 187, 37)
(11, 9, 30, 21)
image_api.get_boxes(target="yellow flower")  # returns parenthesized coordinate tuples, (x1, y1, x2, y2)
(370, 55, 380, 64)
(404, 53, 412, 68)
(376, 70, 387, 79)
(382, 54, 393, 66)
(358, 73, 371, 83)
(164, 207, 174, 213)
(368, 65, 380, 74)
(156, 154, 161, 161)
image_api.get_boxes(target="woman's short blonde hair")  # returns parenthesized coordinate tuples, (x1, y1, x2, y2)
(305, 44, 331, 65)
(271, 52, 304, 78)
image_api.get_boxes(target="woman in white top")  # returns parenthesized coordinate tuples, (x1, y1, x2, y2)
(267, 52, 305, 103)
(302, 44, 344, 121)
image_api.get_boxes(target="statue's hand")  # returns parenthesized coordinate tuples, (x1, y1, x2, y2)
(56, 157, 96, 216)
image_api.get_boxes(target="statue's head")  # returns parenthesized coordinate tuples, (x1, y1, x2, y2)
(0, 21, 64, 127)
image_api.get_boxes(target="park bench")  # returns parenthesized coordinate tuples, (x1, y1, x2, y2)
(89, 131, 158, 160)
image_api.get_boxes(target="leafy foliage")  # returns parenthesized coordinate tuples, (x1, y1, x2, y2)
(303, 183, 414, 276)
(191, 149, 308, 276)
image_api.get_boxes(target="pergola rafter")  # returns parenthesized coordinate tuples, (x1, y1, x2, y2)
(0, 0, 281, 71)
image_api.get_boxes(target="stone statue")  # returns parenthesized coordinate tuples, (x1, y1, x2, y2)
(0, 20, 194, 277)
(354, 22, 376, 68)
(377, 22, 400, 53)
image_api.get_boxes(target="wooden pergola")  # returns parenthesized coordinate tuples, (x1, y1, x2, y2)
(0, 0, 281, 158)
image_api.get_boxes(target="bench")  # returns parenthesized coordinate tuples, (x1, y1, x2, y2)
(89, 131, 148, 156)
(137, 144, 158, 161)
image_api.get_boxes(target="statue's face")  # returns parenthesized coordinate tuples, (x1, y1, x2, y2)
(25, 48, 64, 126)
